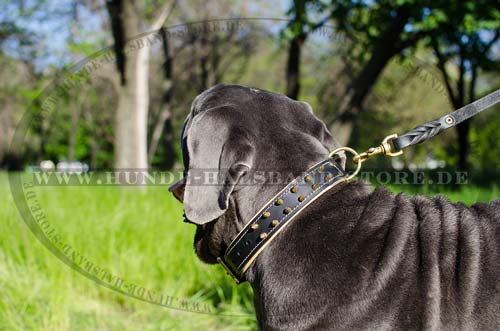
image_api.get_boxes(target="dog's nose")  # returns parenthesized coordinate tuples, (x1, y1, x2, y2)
(168, 177, 186, 203)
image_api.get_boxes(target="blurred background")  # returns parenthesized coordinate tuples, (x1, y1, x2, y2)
(0, 0, 499, 330)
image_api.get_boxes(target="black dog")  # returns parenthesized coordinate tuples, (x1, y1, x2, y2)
(170, 84, 500, 331)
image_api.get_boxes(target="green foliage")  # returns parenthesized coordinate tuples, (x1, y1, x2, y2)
(3, 0, 499, 173)
(470, 103, 500, 170)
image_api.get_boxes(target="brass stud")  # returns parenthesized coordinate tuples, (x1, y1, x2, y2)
(318, 166, 324, 173)
(251, 223, 259, 230)
(271, 219, 279, 227)
(291, 186, 298, 193)
(325, 173, 333, 181)
(259, 232, 268, 240)
(312, 183, 319, 190)
(263, 211, 271, 218)
(304, 175, 312, 182)
(298, 195, 305, 202)
(275, 198, 283, 206)
(283, 207, 292, 214)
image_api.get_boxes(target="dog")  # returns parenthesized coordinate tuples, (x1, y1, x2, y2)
(169, 84, 500, 331)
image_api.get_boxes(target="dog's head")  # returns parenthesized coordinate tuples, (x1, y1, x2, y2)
(169, 84, 344, 263)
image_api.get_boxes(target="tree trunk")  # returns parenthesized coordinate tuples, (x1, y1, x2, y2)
(84, 110, 98, 170)
(456, 61, 476, 171)
(161, 114, 175, 170)
(107, 0, 174, 172)
(107, 0, 148, 170)
(329, 120, 354, 147)
(286, 35, 304, 100)
(148, 27, 175, 168)
(199, 36, 209, 93)
(68, 97, 83, 162)
(328, 46, 398, 145)
(285, 0, 307, 100)
(456, 121, 470, 170)
(115, 49, 149, 170)
(113, 2, 148, 170)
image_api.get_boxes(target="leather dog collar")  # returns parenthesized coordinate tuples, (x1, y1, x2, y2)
(218, 157, 348, 283)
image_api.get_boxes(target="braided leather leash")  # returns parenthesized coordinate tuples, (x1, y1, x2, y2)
(353, 89, 500, 164)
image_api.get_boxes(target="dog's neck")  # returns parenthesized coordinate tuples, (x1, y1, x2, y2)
(202, 152, 347, 272)
(233, 153, 336, 231)
(241, 181, 372, 323)
(242, 180, 364, 278)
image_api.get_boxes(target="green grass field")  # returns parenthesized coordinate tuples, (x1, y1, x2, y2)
(0, 171, 498, 331)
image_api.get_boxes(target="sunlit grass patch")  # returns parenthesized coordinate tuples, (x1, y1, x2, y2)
(1, 171, 498, 330)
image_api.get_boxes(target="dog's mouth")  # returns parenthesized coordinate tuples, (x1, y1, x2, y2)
(193, 221, 220, 264)
(182, 212, 197, 225)
(172, 180, 221, 264)
(179, 206, 219, 263)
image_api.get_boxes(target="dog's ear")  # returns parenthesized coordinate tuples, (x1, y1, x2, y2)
(183, 112, 255, 225)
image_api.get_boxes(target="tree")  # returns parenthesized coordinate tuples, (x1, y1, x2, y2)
(0, 1, 47, 169)
(106, 0, 175, 170)
(284, 0, 330, 99)
(308, 0, 499, 148)
(325, 1, 434, 144)
(147, 26, 175, 168)
(427, 3, 500, 170)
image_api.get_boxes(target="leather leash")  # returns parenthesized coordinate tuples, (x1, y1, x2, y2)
(353, 88, 500, 164)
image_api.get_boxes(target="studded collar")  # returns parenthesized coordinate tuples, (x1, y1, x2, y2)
(217, 157, 348, 283)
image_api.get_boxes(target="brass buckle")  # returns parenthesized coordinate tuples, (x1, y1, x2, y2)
(217, 257, 241, 284)
(353, 134, 403, 164)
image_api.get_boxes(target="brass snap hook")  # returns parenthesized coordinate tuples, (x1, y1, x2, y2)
(353, 134, 403, 164)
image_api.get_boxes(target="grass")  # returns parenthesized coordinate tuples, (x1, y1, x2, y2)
(1, 172, 256, 331)
(0, 171, 498, 331)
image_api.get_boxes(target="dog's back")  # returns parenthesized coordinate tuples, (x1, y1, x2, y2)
(254, 181, 500, 331)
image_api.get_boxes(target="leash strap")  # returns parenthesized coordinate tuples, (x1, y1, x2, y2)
(393, 89, 500, 151)
(354, 89, 500, 164)
(219, 158, 348, 283)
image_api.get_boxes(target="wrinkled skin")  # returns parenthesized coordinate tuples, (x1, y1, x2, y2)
(171, 84, 500, 331)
